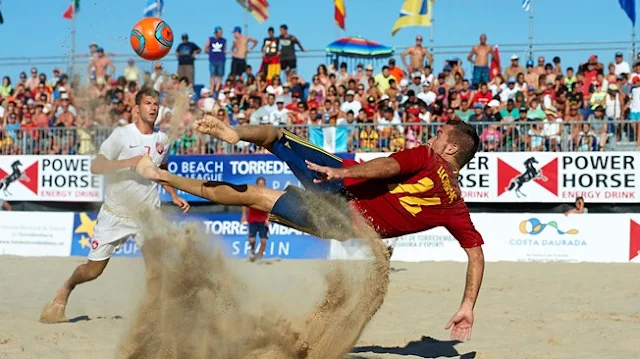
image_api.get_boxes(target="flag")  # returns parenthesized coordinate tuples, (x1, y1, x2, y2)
(309, 126, 348, 153)
(391, 0, 432, 36)
(619, 0, 636, 25)
(335, 0, 346, 30)
(144, 0, 164, 17)
(0, 0, 4, 24)
(522, 0, 530, 12)
(63, 0, 80, 19)
(490, 45, 501, 80)
(236, 0, 269, 23)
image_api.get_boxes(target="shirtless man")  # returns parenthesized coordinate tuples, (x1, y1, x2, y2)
(89, 48, 116, 85)
(230, 26, 258, 79)
(401, 35, 433, 73)
(467, 34, 492, 89)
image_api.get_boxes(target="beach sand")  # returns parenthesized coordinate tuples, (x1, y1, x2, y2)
(0, 256, 638, 359)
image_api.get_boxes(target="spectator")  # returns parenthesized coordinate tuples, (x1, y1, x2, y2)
(565, 196, 588, 215)
(614, 52, 631, 76)
(124, 59, 140, 84)
(205, 26, 227, 94)
(456, 99, 474, 123)
(230, 27, 257, 80)
(175, 34, 201, 85)
(1, 76, 12, 97)
(468, 34, 492, 89)
(402, 35, 433, 73)
(279, 24, 305, 77)
(472, 82, 493, 107)
(504, 55, 525, 79)
(89, 48, 115, 85)
(374, 66, 394, 94)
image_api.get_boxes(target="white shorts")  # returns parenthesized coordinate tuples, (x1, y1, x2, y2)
(88, 209, 142, 261)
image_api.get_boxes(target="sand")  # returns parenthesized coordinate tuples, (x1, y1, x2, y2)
(0, 255, 638, 358)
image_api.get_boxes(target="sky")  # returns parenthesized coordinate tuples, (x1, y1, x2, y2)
(0, 0, 638, 86)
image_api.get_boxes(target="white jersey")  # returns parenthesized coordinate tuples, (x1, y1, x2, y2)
(98, 123, 169, 218)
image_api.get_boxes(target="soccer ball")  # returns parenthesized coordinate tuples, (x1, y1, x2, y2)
(130, 17, 174, 61)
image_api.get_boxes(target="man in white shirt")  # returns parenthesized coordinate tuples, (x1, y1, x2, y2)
(270, 97, 291, 125)
(614, 52, 631, 76)
(340, 90, 362, 115)
(39, 88, 190, 324)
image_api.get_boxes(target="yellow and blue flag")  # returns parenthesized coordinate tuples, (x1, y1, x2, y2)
(391, 0, 432, 36)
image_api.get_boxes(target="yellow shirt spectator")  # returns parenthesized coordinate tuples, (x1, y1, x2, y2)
(359, 128, 379, 152)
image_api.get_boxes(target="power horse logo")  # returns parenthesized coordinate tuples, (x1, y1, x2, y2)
(498, 157, 558, 198)
(0, 160, 39, 197)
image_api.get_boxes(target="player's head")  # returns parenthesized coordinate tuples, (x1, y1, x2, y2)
(256, 177, 266, 187)
(135, 87, 160, 126)
(427, 120, 479, 170)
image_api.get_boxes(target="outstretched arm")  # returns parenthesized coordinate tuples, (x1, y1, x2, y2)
(445, 245, 484, 341)
(305, 157, 400, 183)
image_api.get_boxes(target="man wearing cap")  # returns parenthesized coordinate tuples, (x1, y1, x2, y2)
(524, 59, 539, 90)
(408, 71, 423, 95)
(401, 35, 433, 73)
(230, 26, 258, 80)
(341, 89, 362, 115)
(205, 27, 227, 93)
(500, 77, 518, 103)
(504, 55, 525, 79)
(614, 52, 631, 76)
(89, 48, 115, 86)
(175, 33, 201, 85)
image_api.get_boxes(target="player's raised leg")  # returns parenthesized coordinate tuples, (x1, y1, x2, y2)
(136, 155, 283, 213)
(192, 115, 281, 149)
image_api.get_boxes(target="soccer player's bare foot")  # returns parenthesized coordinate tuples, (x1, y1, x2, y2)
(135, 155, 164, 183)
(192, 115, 240, 145)
(40, 289, 69, 324)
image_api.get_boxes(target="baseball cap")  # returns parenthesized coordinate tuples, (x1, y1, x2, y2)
(443, 65, 452, 72)
(508, 77, 516, 83)
(233, 26, 242, 34)
(488, 99, 500, 108)
(510, 55, 519, 60)
(474, 103, 484, 109)
(276, 96, 284, 103)
(346, 90, 355, 96)
(412, 71, 422, 78)
(616, 51, 624, 57)
(365, 64, 374, 71)
(61, 93, 70, 100)
(526, 59, 534, 67)
(609, 84, 619, 91)
(379, 94, 390, 102)
(519, 106, 528, 112)
(181, 33, 189, 39)
(214, 26, 222, 33)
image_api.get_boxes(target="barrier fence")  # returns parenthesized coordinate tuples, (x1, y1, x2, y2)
(1, 120, 638, 156)
(0, 211, 638, 263)
(0, 152, 638, 203)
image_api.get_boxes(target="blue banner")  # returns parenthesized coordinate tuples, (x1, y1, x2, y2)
(159, 154, 355, 202)
(70, 212, 331, 260)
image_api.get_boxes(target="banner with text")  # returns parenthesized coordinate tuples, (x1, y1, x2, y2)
(0, 156, 104, 202)
(69, 212, 331, 260)
(0, 211, 73, 256)
(330, 213, 640, 263)
(354, 152, 639, 203)
(159, 154, 354, 202)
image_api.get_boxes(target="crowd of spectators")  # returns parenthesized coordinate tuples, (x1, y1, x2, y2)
(1, 30, 640, 155)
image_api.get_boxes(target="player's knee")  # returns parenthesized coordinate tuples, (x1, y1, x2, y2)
(84, 261, 107, 280)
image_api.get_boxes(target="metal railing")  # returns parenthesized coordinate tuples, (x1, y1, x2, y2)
(1, 120, 637, 156)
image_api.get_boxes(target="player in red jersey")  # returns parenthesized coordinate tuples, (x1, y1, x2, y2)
(134, 116, 483, 341)
(241, 177, 270, 262)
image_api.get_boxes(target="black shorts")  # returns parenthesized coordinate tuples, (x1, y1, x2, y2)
(248, 222, 268, 239)
(280, 58, 297, 71)
(231, 57, 247, 77)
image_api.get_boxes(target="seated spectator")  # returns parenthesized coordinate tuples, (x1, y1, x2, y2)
(480, 123, 501, 152)
(543, 108, 563, 151)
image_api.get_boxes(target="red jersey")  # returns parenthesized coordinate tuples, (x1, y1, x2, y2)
(247, 207, 269, 223)
(342, 146, 484, 248)
(472, 91, 493, 107)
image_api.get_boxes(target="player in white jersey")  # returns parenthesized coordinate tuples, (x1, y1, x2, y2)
(39, 88, 190, 324)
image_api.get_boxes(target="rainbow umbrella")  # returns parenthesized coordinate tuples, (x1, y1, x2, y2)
(326, 37, 394, 58)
